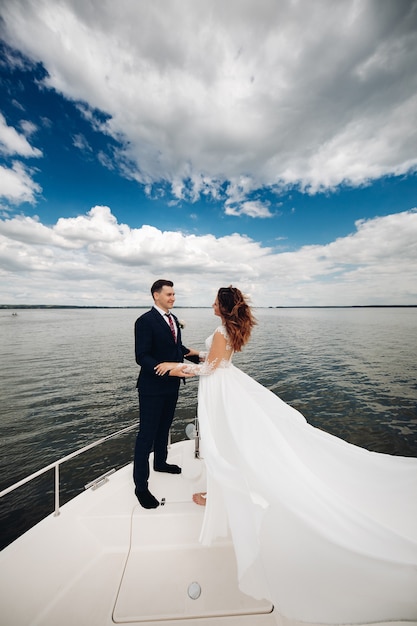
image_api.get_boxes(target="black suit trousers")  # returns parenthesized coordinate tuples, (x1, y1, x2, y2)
(133, 390, 179, 491)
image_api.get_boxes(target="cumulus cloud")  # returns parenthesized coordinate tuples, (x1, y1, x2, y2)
(0, 205, 415, 306)
(1, 0, 416, 210)
(72, 133, 92, 153)
(0, 162, 42, 205)
(225, 200, 273, 218)
(0, 112, 42, 205)
(0, 112, 42, 158)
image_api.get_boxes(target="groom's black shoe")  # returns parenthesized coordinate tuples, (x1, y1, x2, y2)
(153, 463, 181, 474)
(135, 488, 159, 509)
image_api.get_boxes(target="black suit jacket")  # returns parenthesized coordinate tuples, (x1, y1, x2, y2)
(135, 307, 191, 395)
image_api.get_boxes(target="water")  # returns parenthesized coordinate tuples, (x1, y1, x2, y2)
(1, 307, 416, 547)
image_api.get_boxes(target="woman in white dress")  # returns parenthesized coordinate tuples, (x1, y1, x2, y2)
(155, 286, 417, 625)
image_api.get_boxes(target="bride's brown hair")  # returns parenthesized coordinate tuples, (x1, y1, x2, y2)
(217, 286, 256, 352)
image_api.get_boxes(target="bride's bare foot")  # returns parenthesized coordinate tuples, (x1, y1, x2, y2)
(192, 492, 207, 506)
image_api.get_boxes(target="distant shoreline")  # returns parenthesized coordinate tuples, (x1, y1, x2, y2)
(1, 304, 416, 310)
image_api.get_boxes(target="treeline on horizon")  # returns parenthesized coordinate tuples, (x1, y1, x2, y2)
(1, 304, 416, 310)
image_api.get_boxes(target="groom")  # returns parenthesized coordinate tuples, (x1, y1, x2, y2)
(133, 279, 198, 508)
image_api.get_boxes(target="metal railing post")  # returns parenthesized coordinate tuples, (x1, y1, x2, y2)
(194, 415, 200, 459)
(54, 464, 60, 516)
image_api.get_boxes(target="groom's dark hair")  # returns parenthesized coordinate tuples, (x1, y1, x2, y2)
(151, 279, 173, 297)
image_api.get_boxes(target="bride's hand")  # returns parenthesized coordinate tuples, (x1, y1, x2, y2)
(154, 362, 179, 376)
(171, 366, 195, 378)
(154, 362, 194, 377)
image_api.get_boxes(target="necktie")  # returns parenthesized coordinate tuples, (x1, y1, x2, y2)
(166, 313, 176, 342)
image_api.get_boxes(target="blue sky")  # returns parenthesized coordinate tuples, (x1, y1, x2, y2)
(0, 0, 416, 307)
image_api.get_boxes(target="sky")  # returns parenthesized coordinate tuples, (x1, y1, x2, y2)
(0, 0, 416, 308)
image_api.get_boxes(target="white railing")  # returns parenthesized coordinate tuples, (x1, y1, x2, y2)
(0, 423, 137, 517)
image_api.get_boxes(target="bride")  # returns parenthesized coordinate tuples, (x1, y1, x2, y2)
(155, 286, 417, 624)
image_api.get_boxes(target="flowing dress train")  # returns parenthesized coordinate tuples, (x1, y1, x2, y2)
(189, 326, 417, 624)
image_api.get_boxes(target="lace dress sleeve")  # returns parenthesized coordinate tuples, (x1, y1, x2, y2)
(182, 326, 232, 376)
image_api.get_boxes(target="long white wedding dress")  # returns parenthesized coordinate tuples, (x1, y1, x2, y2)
(186, 326, 417, 624)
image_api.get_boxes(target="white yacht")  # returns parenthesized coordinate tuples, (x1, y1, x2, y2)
(0, 425, 415, 626)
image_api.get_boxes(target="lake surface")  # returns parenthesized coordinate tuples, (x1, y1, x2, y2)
(1, 306, 416, 547)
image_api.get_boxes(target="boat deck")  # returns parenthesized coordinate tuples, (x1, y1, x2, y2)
(2, 439, 416, 626)
(1, 440, 276, 626)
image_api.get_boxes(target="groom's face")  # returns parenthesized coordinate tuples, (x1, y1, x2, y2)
(154, 285, 176, 313)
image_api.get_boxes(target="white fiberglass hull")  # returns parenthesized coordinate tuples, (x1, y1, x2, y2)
(1, 440, 274, 625)
(1, 440, 416, 626)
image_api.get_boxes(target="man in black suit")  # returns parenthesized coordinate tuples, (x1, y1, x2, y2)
(133, 279, 199, 508)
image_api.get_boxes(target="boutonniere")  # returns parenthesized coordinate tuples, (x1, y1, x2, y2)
(178, 319, 186, 329)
